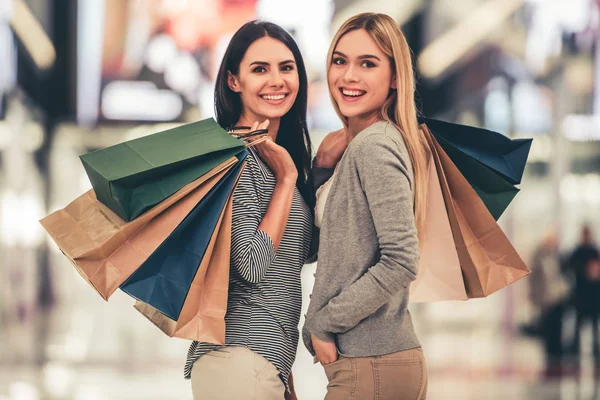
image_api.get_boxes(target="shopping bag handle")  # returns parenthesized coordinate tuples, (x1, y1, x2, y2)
(230, 126, 268, 137)
(229, 126, 269, 146)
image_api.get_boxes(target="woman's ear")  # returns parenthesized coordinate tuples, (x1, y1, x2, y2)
(228, 71, 241, 93)
(391, 76, 397, 90)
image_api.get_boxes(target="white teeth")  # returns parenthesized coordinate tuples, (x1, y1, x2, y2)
(261, 94, 286, 101)
(342, 89, 365, 97)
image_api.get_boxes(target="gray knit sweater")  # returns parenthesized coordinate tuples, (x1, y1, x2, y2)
(303, 120, 421, 357)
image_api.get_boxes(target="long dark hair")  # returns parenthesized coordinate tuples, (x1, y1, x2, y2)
(214, 20, 315, 210)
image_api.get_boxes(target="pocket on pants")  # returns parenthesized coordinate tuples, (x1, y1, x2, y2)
(374, 349, 426, 400)
(323, 357, 356, 397)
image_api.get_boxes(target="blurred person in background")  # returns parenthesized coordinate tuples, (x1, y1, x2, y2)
(303, 13, 428, 400)
(567, 225, 600, 371)
(528, 229, 570, 378)
(184, 20, 315, 400)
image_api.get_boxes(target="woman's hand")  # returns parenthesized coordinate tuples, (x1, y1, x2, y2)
(251, 120, 298, 184)
(311, 335, 338, 365)
(315, 128, 349, 168)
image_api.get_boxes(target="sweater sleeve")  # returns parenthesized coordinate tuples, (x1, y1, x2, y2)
(306, 134, 419, 340)
(230, 158, 277, 283)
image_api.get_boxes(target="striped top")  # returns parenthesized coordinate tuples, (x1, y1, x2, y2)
(184, 147, 313, 391)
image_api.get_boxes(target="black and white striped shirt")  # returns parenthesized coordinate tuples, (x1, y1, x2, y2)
(184, 147, 313, 391)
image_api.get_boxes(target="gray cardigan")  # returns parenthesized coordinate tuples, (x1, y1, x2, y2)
(303, 120, 421, 357)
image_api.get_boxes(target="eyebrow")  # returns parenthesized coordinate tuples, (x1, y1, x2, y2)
(249, 59, 296, 67)
(333, 51, 381, 61)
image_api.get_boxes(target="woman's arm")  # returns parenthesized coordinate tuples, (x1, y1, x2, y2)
(314, 128, 348, 169)
(231, 139, 298, 283)
(257, 177, 296, 250)
(306, 134, 419, 339)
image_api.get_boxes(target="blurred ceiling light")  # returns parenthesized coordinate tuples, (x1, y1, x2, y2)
(562, 114, 600, 141)
(8, 0, 56, 70)
(145, 34, 179, 74)
(525, 0, 593, 75)
(43, 362, 74, 399)
(76, 0, 104, 126)
(0, 190, 45, 247)
(418, 0, 525, 79)
(22, 121, 45, 152)
(0, 20, 17, 92)
(512, 81, 553, 133)
(163, 52, 202, 95)
(101, 81, 183, 121)
(583, 174, 600, 204)
(8, 382, 39, 400)
(560, 173, 600, 204)
(332, 0, 423, 32)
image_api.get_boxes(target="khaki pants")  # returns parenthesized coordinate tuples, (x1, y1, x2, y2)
(323, 347, 428, 400)
(191, 346, 285, 400)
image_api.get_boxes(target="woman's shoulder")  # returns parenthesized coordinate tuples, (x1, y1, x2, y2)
(349, 121, 410, 160)
(240, 147, 272, 184)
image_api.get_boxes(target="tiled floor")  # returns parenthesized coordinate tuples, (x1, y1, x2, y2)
(1, 261, 599, 399)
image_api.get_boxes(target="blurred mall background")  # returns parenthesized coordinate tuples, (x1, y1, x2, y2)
(1, 0, 600, 399)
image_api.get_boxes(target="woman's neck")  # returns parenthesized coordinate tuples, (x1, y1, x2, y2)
(346, 112, 382, 140)
(237, 113, 281, 141)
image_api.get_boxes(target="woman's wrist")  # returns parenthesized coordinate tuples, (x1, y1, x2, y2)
(276, 173, 298, 187)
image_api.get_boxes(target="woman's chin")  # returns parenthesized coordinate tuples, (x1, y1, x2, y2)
(258, 108, 291, 120)
(338, 107, 363, 119)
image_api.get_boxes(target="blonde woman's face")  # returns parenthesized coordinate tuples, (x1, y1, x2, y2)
(328, 29, 395, 122)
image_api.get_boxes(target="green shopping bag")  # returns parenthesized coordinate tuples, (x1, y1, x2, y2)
(80, 118, 247, 222)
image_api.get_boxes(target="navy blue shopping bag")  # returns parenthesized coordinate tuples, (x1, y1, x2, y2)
(120, 151, 247, 320)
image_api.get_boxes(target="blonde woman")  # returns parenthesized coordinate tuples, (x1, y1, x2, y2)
(303, 13, 429, 400)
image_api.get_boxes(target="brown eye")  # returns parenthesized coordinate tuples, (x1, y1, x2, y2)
(332, 57, 346, 65)
(361, 60, 376, 68)
(253, 66, 267, 73)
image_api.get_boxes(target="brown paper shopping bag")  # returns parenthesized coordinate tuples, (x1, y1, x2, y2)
(133, 165, 238, 344)
(423, 126, 530, 298)
(410, 153, 467, 302)
(40, 158, 237, 300)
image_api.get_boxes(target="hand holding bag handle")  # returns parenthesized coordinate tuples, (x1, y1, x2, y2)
(229, 126, 269, 146)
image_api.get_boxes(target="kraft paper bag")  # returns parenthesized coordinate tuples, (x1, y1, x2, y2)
(40, 158, 236, 300)
(424, 126, 530, 298)
(410, 154, 467, 302)
(133, 185, 233, 344)
(120, 156, 245, 321)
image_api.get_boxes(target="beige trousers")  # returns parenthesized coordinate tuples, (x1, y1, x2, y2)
(191, 346, 285, 400)
(323, 347, 428, 400)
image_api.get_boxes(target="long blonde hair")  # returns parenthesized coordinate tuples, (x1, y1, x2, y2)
(327, 12, 429, 235)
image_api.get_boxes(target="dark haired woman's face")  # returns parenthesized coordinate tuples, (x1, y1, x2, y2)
(228, 36, 299, 122)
